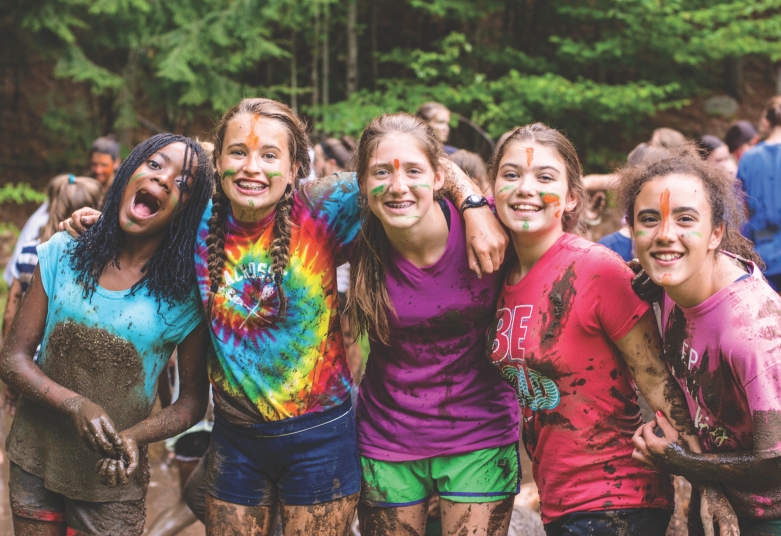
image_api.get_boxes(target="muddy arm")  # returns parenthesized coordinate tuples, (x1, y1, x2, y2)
(637, 411, 781, 488)
(440, 158, 508, 277)
(102, 322, 210, 485)
(0, 266, 122, 454)
(614, 309, 700, 450)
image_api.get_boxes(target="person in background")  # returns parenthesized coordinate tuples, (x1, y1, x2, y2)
(650, 128, 686, 149)
(3, 136, 121, 289)
(725, 120, 759, 163)
(415, 102, 457, 154)
(313, 136, 356, 179)
(448, 149, 491, 196)
(698, 135, 738, 177)
(736, 97, 781, 291)
(597, 144, 669, 262)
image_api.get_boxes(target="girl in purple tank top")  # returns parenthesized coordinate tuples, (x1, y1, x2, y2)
(349, 113, 520, 535)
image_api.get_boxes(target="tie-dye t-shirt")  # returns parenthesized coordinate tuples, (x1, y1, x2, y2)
(661, 256, 781, 520)
(487, 234, 672, 523)
(194, 173, 360, 423)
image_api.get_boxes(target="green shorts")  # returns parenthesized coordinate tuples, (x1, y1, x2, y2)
(360, 443, 520, 507)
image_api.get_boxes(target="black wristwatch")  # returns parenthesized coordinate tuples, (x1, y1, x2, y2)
(460, 194, 489, 213)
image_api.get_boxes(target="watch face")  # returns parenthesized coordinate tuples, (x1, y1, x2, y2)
(468, 194, 482, 203)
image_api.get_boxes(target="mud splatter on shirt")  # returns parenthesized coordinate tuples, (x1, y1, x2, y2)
(7, 232, 203, 502)
(356, 199, 520, 461)
(194, 173, 360, 423)
(661, 255, 781, 519)
(488, 234, 672, 523)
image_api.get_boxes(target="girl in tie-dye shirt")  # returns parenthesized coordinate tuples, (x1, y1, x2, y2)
(193, 98, 506, 535)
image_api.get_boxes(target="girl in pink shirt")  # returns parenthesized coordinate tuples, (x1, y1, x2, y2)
(624, 146, 781, 536)
(486, 124, 735, 536)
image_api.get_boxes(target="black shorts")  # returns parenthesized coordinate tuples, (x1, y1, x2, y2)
(9, 463, 146, 536)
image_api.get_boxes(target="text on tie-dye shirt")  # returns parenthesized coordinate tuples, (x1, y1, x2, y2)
(195, 173, 360, 422)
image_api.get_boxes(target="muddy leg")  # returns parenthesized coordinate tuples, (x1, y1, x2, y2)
(358, 500, 427, 536)
(205, 494, 277, 536)
(440, 496, 514, 536)
(12, 515, 65, 536)
(280, 493, 359, 536)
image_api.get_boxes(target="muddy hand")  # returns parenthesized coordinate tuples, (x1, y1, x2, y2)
(59, 207, 101, 237)
(63, 396, 122, 457)
(628, 259, 663, 304)
(464, 208, 508, 278)
(114, 431, 140, 481)
(95, 456, 128, 487)
(699, 482, 740, 536)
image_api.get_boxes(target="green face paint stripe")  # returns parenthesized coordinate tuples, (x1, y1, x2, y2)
(266, 171, 283, 179)
(248, 199, 254, 206)
(409, 184, 431, 189)
(129, 172, 145, 184)
(498, 185, 514, 194)
(635, 230, 647, 237)
(125, 220, 134, 228)
(222, 169, 237, 180)
(681, 231, 702, 238)
(370, 185, 385, 197)
(523, 221, 529, 230)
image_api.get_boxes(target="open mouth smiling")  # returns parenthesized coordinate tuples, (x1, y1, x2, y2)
(132, 189, 162, 218)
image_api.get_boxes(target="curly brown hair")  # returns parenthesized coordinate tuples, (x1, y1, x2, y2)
(616, 144, 762, 267)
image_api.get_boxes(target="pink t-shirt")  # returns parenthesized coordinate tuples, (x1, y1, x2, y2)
(661, 257, 781, 519)
(488, 234, 672, 523)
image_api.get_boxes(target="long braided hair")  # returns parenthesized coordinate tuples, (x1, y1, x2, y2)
(206, 98, 311, 322)
(70, 134, 213, 304)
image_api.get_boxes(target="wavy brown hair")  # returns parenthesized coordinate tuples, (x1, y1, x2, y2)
(616, 143, 761, 266)
(205, 98, 311, 322)
(40, 174, 103, 242)
(349, 112, 444, 345)
(488, 123, 586, 233)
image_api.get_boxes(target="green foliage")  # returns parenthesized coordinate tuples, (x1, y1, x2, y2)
(7, 0, 781, 173)
(0, 184, 47, 205)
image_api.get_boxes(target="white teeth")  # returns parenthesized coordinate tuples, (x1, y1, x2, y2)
(237, 180, 266, 191)
(511, 204, 541, 212)
(653, 253, 683, 261)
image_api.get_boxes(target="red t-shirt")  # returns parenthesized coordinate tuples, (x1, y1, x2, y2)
(488, 234, 673, 523)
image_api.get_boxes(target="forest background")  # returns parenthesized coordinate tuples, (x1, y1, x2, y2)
(0, 0, 780, 228)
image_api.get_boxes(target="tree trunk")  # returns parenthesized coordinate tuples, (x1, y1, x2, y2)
(725, 56, 744, 101)
(322, 3, 329, 108)
(371, 0, 378, 88)
(291, 28, 297, 112)
(346, 0, 358, 95)
(311, 2, 320, 120)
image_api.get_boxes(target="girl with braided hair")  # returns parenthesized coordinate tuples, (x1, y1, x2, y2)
(0, 133, 213, 536)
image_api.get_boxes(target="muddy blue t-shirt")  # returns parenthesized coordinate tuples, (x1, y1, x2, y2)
(7, 231, 203, 502)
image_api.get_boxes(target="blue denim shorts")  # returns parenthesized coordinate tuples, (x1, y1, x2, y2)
(544, 508, 671, 536)
(205, 399, 360, 506)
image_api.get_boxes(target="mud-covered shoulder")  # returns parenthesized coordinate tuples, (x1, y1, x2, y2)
(298, 172, 358, 213)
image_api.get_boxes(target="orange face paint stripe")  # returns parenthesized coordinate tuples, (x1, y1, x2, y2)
(660, 188, 671, 236)
(526, 147, 534, 167)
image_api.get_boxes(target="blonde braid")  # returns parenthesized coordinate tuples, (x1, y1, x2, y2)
(270, 184, 295, 322)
